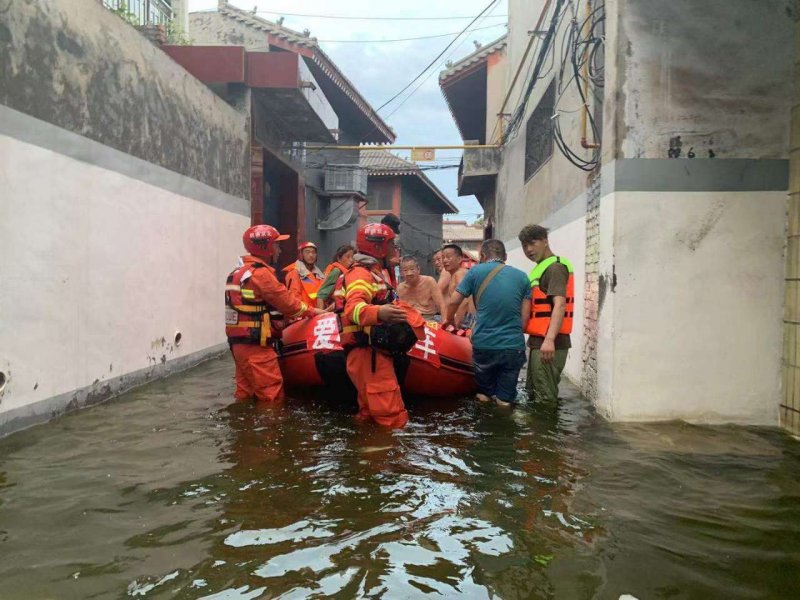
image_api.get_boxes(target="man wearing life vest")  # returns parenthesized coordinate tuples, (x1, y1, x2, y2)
(518, 224, 574, 403)
(226, 225, 322, 403)
(335, 223, 423, 428)
(284, 241, 325, 309)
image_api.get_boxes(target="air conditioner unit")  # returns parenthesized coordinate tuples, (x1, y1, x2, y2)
(324, 165, 368, 197)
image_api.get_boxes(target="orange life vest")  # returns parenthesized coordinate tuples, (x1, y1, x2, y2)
(333, 264, 399, 348)
(225, 262, 282, 346)
(285, 262, 324, 306)
(525, 256, 575, 338)
(324, 261, 348, 278)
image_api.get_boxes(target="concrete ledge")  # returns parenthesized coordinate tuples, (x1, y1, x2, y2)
(601, 158, 789, 196)
(0, 343, 229, 439)
(0, 105, 250, 217)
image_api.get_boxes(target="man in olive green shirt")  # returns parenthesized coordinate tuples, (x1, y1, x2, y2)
(518, 224, 572, 403)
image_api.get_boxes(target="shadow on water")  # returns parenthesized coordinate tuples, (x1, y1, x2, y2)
(0, 354, 798, 599)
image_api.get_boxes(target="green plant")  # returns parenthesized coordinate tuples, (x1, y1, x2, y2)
(110, 1, 139, 26)
(166, 19, 191, 45)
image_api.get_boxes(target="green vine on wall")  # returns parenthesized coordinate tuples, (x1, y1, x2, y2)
(109, 1, 139, 26)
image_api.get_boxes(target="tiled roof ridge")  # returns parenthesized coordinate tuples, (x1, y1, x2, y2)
(359, 150, 458, 214)
(439, 33, 507, 81)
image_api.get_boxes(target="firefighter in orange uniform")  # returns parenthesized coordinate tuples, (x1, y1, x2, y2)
(226, 225, 322, 402)
(283, 241, 325, 308)
(335, 223, 422, 428)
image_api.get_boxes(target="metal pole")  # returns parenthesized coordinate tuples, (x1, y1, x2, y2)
(309, 144, 501, 151)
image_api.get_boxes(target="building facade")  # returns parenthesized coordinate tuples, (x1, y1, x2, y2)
(443, 220, 485, 260)
(182, 1, 395, 269)
(441, 0, 797, 431)
(360, 151, 457, 276)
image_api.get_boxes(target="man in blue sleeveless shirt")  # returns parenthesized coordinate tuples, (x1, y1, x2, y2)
(443, 239, 531, 406)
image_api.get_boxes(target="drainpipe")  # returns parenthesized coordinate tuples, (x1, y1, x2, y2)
(581, 0, 600, 149)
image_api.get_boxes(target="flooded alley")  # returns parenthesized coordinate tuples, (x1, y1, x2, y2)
(0, 356, 798, 599)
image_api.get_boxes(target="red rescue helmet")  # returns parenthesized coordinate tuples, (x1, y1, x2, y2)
(243, 224, 289, 258)
(356, 223, 396, 259)
(298, 241, 318, 252)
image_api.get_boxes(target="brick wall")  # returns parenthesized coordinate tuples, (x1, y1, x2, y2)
(581, 174, 601, 401)
(781, 14, 800, 436)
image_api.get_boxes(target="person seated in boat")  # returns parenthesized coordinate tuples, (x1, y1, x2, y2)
(381, 213, 402, 286)
(316, 244, 355, 309)
(442, 239, 531, 407)
(334, 223, 424, 428)
(226, 225, 324, 403)
(433, 249, 451, 299)
(396, 256, 446, 321)
(441, 243, 476, 330)
(284, 241, 325, 309)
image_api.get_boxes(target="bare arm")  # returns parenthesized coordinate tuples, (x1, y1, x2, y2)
(443, 290, 465, 328)
(431, 278, 447, 316)
(540, 295, 565, 362)
(451, 270, 472, 325)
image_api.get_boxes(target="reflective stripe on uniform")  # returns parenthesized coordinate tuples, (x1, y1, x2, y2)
(352, 301, 369, 325)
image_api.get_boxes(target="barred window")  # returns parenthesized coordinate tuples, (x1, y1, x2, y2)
(524, 80, 556, 181)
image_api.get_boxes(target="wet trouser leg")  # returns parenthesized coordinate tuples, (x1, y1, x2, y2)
(231, 344, 285, 403)
(346, 347, 408, 428)
(526, 348, 568, 403)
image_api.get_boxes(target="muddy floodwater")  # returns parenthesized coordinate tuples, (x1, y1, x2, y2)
(0, 355, 799, 599)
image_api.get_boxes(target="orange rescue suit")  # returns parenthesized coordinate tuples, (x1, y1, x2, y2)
(225, 255, 311, 402)
(284, 262, 324, 307)
(338, 261, 414, 428)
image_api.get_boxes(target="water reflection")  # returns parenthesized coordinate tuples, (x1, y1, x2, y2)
(0, 356, 798, 599)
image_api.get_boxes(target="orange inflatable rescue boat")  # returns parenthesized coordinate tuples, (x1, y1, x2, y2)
(279, 313, 476, 397)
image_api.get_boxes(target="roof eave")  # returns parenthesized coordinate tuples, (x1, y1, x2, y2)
(217, 4, 395, 143)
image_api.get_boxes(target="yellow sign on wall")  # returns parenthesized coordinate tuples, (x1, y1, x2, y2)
(410, 147, 436, 162)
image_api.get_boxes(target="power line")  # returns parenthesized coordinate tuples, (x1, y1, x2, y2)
(375, 0, 500, 113)
(316, 23, 504, 43)
(252, 9, 508, 21)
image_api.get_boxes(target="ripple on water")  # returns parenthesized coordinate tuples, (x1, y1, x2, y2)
(1, 356, 799, 600)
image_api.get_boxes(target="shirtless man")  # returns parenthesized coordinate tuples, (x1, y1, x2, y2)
(397, 256, 446, 320)
(441, 244, 475, 328)
(433, 249, 450, 298)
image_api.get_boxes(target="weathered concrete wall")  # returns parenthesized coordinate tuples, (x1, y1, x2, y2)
(611, 0, 794, 160)
(0, 0, 249, 197)
(596, 190, 786, 424)
(0, 0, 250, 435)
(190, 10, 267, 49)
(496, 0, 596, 241)
(485, 49, 508, 144)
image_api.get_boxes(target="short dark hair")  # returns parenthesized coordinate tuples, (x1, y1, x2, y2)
(441, 243, 463, 257)
(518, 224, 549, 244)
(334, 244, 355, 261)
(480, 239, 506, 261)
(381, 213, 401, 234)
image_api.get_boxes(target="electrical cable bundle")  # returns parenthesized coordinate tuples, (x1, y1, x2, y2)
(553, 2, 605, 172)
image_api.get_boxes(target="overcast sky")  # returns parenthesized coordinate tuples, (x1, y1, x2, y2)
(187, 0, 509, 221)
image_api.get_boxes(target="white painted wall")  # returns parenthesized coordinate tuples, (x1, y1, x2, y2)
(598, 190, 786, 424)
(0, 135, 248, 422)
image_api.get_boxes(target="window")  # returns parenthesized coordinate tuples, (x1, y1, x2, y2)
(367, 181, 395, 211)
(524, 80, 556, 181)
